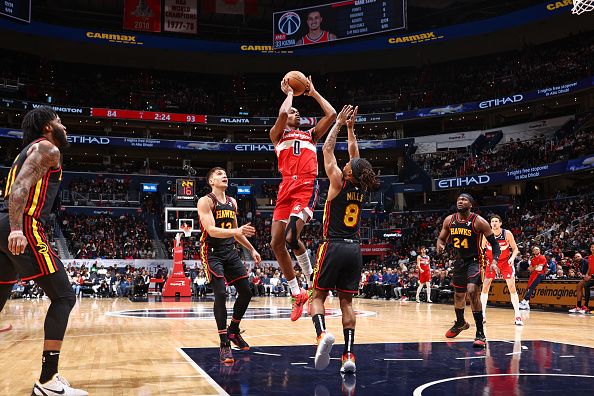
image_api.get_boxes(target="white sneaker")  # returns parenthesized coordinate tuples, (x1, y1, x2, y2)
(314, 331, 335, 370)
(32, 374, 88, 396)
(340, 352, 356, 374)
(523, 302, 530, 310)
(568, 306, 584, 314)
(514, 316, 524, 326)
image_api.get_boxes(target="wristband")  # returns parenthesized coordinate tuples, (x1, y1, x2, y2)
(9, 230, 23, 236)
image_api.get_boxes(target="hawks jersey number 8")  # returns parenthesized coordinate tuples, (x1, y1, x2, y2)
(343, 204, 360, 227)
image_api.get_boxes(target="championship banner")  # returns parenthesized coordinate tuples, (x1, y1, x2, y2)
(164, 0, 197, 34)
(361, 244, 392, 257)
(123, 0, 161, 32)
(488, 280, 580, 309)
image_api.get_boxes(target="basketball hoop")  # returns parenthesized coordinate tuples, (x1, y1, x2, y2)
(572, 0, 594, 14)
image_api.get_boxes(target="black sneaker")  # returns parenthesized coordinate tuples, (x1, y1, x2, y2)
(473, 332, 487, 348)
(445, 321, 470, 338)
(227, 328, 250, 350)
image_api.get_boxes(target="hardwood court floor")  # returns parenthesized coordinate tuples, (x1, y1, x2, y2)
(0, 295, 591, 395)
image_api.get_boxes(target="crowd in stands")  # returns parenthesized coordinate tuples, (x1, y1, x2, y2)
(60, 213, 155, 259)
(67, 176, 131, 195)
(1, 31, 593, 117)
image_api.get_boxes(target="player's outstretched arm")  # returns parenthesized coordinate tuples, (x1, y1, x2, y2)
(197, 197, 255, 239)
(346, 105, 360, 160)
(323, 105, 354, 191)
(230, 198, 261, 264)
(436, 215, 452, 254)
(270, 78, 294, 145)
(306, 76, 337, 142)
(8, 140, 60, 255)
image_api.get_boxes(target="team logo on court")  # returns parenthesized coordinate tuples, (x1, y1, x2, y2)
(278, 12, 301, 35)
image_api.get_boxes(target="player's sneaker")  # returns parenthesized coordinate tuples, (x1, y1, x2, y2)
(227, 329, 249, 350)
(519, 301, 530, 310)
(582, 306, 591, 314)
(568, 306, 583, 314)
(32, 374, 88, 396)
(290, 288, 308, 321)
(514, 316, 524, 326)
(340, 352, 356, 374)
(473, 332, 487, 348)
(314, 331, 335, 370)
(307, 288, 314, 316)
(341, 372, 356, 396)
(445, 321, 470, 338)
(219, 342, 234, 364)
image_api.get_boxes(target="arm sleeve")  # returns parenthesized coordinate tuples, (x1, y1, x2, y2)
(485, 234, 501, 261)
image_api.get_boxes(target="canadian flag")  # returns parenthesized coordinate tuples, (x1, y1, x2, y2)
(203, 0, 258, 15)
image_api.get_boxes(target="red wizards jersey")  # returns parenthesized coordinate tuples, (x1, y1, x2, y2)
(275, 128, 318, 178)
(303, 31, 330, 45)
(485, 229, 511, 266)
(419, 255, 430, 271)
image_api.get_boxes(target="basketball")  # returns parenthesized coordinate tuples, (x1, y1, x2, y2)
(284, 70, 309, 96)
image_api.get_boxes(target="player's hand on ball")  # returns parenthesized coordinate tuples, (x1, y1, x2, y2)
(251, 249, 262, 264)
(304, 75, 316, 96)
(238, 223, 256, 237)
(346, 106, 358, 129)
(8, 231, 27, 255)
(336, 105, 354, 126)
(281, 78, 293, 95)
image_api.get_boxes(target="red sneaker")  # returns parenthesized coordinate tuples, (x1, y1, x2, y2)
(445, 321, 470, 338)
(290, 288, 308, 321)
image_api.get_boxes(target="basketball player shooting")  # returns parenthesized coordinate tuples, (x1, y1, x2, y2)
(310, 105, 380, 376)
(436, 194, 501, 348)
(197, 167, 261, 364)
(0, 107, 87, 395)
(270, 75, 336, 321)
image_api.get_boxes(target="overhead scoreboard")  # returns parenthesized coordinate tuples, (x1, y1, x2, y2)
(273, 0, 406, 49)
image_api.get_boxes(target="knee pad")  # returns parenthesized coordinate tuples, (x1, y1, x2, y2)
(285, 217, 300, 250)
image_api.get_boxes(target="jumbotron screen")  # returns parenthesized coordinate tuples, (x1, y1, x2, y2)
(273, 0, 406, 49)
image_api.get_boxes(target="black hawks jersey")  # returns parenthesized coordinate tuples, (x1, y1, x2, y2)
(3, 137, 62, 226)
(449, 212, 483, 260)
(200, 193, 236, 249)
(322, 180, 364, 240)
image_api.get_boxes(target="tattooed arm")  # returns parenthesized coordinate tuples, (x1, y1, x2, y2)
(323, 105, 354, 199)
(346, 106, 360, 160)
(8, 141, 60, 255)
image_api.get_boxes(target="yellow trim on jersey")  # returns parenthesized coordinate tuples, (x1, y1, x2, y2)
(4, 166, 15, 197)
(27, 178, 44, 216)
(31, 218, 56, 274)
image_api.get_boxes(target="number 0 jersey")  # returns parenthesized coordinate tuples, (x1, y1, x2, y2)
(275, 128, 318, 178)
(322, 180, 364, 240)
(449, 212, 484, 260)
(199, 193, 236, 249)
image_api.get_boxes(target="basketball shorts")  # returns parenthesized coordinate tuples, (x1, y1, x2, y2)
(452, 257, 482, 293)
(0, 214, 63, 283)
(200, 243, 247, 285)
(419, 267, 431, 283)
(484, 259, 515, 280)
(273, 176, 319, 222)
(313, 240, 362, 294)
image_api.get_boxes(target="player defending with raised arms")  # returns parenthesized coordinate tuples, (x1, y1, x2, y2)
(270, 75, 336, 321)
(0, 107, 87, 395)
(310, 105, 380, 375)
(197, 167, 261, 364)
(436, 194, 501, 348)
(480, 215, 522, 326)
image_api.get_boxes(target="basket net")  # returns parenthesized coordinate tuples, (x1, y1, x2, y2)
(572, 0, 594, 14)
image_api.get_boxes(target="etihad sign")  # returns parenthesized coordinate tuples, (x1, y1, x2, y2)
(479, 95, 524, 109)
(437, 175, 491, 189)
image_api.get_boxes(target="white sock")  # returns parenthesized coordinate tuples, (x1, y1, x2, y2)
(480, 292, 489, 317)
(510, 292, 521, 317)
(296, 252, 313, 287)
(288, 278, 301, 296)
(426, 283, 433, 301)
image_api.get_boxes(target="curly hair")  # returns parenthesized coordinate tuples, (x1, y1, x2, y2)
(21, 106, 57, 147)
(351, 158, 380, 192)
